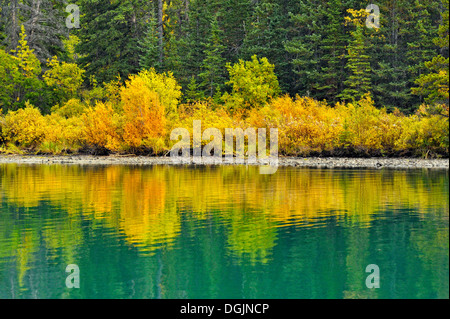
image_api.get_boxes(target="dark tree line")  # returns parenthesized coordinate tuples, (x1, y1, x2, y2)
(0, 0, 448, 113)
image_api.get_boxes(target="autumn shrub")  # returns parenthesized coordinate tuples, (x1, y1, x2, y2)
(38, 113, 85, 154)
(134, 69, 182, 118)
(82, 102, 122, 153)
(1, 102, 46, 148)
(51, 98, 87, 118)
(173, 102, 234, 152)
(250, 95, 343, 155)
(396, 105, 449, 157)
(178, 102, 234, 130)
(120, 74, 167, 153)
(334, 95, 405, 155)
(222, 55, 281, 112)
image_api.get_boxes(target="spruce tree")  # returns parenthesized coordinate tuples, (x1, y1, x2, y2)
(138, 6, 161, 72)
(241, 0, 291, 93)
(339, 9, 372, 102)
(314, 0, 348, 103)
(199, 15, 226, 97)
(284, 0, 323, 97)
(76, 0, 149, 84)
(412, 0, 449, 106)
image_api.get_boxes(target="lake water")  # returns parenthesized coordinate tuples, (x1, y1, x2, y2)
(0, 164, 448, 299)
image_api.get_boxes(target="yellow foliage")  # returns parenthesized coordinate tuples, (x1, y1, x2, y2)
(82, 102, 122, 151)
(39, 113, 84, 153)
(337, 95, 389, 150)
(43, 56, 85, 98)
(51, 98, 86, 118)
(2, 102, 46, 148)
(255, 95, 343, 155)
(13, 25, 41, 78)
(0, 80, 447, 157)
(132, 69, 182, 117)
(176, 102, 234, 148)
(121, 74, 166, 151)
(396, 110, 449, 157)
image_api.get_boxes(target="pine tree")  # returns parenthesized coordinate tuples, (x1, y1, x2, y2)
(241, 0, 291, 93)
(172, 0, 216, 91)
(314, 0, 348, 103)
(185, 76, 205, 103)
(284, 0, 322, 97)
(199, 15, 226, 97)
(139, 7, 161, 71)
(76, 0, 150, 84)
(412, 0, 449, 106)
(0, 4, 6, 48)
(219, 0, 252, 63)
(339, 9, 372, 102)
(370, 0, 441, 113)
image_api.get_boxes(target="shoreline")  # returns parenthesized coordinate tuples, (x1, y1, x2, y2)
(0, 154, 448, 170)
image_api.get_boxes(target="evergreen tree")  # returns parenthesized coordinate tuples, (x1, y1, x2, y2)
(220, 0, 252, 63)
(199, 15, 226, 97)
(412, 0, 449, 106)
(174, 0, 212, 89)
(339, 9, 372, 102)
(138, 6, 161, 71)
(370, 0, 441, 113)
(284, 0, 323, 97)
(185, 76, 205, 103)
(314, 0, 348, 103)
(75, 0, 150, 84)
(241, 0, 291, 93)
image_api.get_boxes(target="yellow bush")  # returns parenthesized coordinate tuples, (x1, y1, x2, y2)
(265, 95, 343, 155)
(39, 113, 84, 153)
(82, 102, 122, 151)
(335, 95, 404, 153)
(396, 107, 449, 157)
(51, 98, 86, 118)
(120, 75, 166, 150)
(132, 69, 182, 117)
(2, 102, 46, 148)
(169, 102, 236, 154)
(177, 102, 234, 138)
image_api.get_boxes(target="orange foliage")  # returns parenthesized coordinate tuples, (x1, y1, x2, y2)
(82, 102, 121, 151)
(121, 75, 166, 150)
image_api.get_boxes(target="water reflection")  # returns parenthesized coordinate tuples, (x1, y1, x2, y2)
(0, 164, 448, 298)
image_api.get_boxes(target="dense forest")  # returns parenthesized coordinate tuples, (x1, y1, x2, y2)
(0, 0, 448, 157)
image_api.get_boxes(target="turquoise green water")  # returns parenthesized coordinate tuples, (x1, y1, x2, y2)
(0, 164, 448, 299)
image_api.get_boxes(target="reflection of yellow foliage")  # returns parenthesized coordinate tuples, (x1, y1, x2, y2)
(17, 232, 37, 287)
(119, 169, 180, 253)
(226, 210, 277, 264)
(0, 165, 448, 266)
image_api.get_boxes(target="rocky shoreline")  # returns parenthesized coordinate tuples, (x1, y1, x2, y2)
(0, 154, 448, 169)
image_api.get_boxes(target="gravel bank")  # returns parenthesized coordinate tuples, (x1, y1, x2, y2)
(0, 154, 448, 169)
